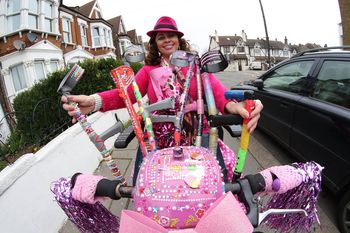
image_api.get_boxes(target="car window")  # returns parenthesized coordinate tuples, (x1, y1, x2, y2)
(312, 60, 350, 109)
(263, 60, 314, 93)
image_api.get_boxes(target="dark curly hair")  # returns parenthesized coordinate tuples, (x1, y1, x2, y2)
(145, 35, 191, 66)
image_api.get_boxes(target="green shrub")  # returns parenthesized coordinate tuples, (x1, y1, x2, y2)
(11, 58, 143, 148)
(0, 128, 25, 158)
(0, 143, 9, 158)
(13, 69, 70, 144)
(0, 160, 7, 170)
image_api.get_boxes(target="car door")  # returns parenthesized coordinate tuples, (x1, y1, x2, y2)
(257, 59, 316, 148)
(290, 59, 350, 193)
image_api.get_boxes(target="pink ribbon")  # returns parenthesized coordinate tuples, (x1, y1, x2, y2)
(119, 192, 253, 233)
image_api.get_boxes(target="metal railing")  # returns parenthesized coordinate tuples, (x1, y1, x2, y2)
(0, 97, 71, 162)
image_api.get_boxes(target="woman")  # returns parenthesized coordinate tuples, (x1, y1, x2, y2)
(62, 16, 263, 184)
(59, 18, 320, 233)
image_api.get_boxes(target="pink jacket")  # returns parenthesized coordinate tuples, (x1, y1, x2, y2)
(98, 65, 230, 114)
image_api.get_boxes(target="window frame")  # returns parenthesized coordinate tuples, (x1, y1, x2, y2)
(80, 24, 88, 46)
(28, 0, 39, 29)
(254, 48, 261, 56)
(49, 60, 59, 72)
(10, 63, 28, 92)
(106, 30, 112, 47)
(237, 46, 245, 53)
(223, 46, 230, 54)
(92, 27, 101, 47)
(43, 0, 54, 32)
(6, 0, 21, 32)
(34, 60, 47, 81)
(62, 17, 72, 43)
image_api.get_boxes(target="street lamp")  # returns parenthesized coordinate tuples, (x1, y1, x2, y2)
(258, 0, 271, 69)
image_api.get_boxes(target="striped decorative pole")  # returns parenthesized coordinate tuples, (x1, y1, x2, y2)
(233, 100, 255, 180)
(59, 64, 126, 184)
(132, 82, 157, 152)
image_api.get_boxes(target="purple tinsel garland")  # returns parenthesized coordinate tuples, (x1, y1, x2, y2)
(51, 177, 119, 233)
(262, 161, 323, 232)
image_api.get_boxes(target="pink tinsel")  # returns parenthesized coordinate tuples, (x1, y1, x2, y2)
(262, 161, 323, 232)
(51, 177, 119, 233)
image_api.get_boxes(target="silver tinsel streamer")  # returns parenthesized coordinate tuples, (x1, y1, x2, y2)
(262, 161, 323, 232)
(51, 177, 119, 233)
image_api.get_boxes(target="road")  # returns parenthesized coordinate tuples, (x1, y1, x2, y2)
(216, 70, 340, 233)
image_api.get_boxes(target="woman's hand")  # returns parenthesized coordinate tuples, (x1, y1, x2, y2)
(225, 100, 263, 133)
(61, 95, 96, 123)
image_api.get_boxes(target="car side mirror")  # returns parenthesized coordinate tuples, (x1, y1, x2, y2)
(251, 79, 264, 90)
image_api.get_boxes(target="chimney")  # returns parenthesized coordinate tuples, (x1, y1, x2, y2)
(215, 30, 219, 42)
(284, 36, 288, 45)
(241, 30, 247, 42)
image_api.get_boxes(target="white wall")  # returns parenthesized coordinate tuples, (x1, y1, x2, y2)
(0, 109, 126, 233)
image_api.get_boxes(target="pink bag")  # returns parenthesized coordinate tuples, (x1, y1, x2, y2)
(133, 146, 224, 229)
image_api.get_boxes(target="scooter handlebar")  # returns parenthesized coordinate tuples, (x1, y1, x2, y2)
(94, 173, 265, 199)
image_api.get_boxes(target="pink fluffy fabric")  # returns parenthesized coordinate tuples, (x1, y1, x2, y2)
(259, 165, 304, 194)
(71, 174, 106, 204)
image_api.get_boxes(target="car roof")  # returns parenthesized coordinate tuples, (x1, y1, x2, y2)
(291, 45, 350, 59)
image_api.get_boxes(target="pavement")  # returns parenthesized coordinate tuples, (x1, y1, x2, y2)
(59, 129, 340, 233)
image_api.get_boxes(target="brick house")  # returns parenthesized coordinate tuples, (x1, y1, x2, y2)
(0, 0, 142, 141)
(0, 0, 63, 141)
(108, 16, 144, 59)
(59, 0, 116, 65)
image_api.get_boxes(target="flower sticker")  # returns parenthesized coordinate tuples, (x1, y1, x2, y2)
(195, 209, 205, 219)
(159, 216, 170, 227)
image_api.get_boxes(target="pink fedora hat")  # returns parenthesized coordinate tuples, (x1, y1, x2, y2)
(147, 16, 184, 38)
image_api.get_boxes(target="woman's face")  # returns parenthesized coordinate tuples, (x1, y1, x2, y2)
(155, 32, 179, 60)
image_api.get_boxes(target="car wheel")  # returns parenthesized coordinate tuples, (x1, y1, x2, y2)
(338, 189, 350, 233)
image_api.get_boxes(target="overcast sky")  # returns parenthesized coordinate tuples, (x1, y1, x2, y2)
(66, 0, 342, 52)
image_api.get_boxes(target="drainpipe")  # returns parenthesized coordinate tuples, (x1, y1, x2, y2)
(0, 62, 15, 131)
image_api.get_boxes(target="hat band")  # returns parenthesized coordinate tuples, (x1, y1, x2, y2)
(154, 24, 177, 31)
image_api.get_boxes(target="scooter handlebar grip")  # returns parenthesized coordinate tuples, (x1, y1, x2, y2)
(244, 173, 266, 194)
(209, 114, 243, 127)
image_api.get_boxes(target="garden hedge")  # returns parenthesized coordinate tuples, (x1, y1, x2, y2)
(0, 58, 142, 159)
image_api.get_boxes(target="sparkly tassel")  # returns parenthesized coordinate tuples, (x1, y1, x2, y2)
(262, 161, 323, 232)
(51, 177, 119, 233)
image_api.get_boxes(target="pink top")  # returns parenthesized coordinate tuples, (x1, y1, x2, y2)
(98, 65, 230, 114)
